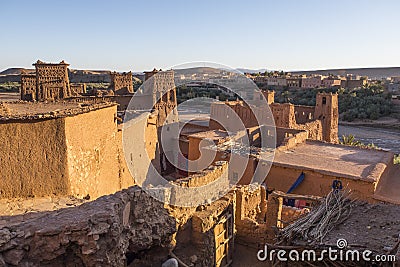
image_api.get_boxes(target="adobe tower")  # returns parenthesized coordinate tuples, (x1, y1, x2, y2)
(314, 92, 339, 143)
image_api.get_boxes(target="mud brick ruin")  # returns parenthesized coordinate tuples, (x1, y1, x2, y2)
(0, 61, 399, 266)
(110, 71, 134, 94)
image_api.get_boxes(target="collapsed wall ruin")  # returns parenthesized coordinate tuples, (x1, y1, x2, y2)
(110, 72, 134, 94)
(0, 186, 177, 266)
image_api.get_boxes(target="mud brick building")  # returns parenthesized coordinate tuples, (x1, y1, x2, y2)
(0, 101, 133, 199)
(20, 60, 87, 101)
(110, 71, 134, 94)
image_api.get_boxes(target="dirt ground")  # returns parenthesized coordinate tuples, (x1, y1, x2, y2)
(233, 243, 273, 267)
(322, 201, 400, 254)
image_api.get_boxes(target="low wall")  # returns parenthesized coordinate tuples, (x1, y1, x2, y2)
(235, 185, 275, 245)
(280, 205, 308, 227)
(295, 120, 323, 141)
(278, 130, 308, 150)
(171, 161, 230, 206)
(176, 161, 227, 188)
(276, 127, 308, 149)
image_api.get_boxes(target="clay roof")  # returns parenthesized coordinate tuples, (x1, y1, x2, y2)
(273, 140, 393, 182)
(187, 129, 229, 140)
(0, 101, 117, 121)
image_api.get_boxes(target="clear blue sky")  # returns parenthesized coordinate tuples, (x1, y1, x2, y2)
(1, 0, 399, 72)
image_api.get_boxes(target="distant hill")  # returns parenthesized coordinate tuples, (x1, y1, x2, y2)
(0, 68, 34, 75)
(236, 68, 268, 74)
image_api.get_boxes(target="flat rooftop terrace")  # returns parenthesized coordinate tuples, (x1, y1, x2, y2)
(187, 129, 229, 141)
(0, 101, 117, 121)
(273, 140, 394, 182)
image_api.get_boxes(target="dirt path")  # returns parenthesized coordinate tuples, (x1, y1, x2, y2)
(232, 243, 271, 267)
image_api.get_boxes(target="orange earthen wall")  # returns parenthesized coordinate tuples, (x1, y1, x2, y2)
(265, 165, 376, 202)
(280, 206, 307, 227)
(0, 106, 137, 200)
(64, 106, 134, 199)
(294, 105, 315, 124)
(0, 119, 69, 198)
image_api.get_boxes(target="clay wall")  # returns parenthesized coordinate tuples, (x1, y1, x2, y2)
(0, 105, 134, 200)
(191, 195, 235, 266)
(280, 205, 307, 227)
(265, 165, 376, 202)
(0, 118, 69, 199)
(65, 105, 127, 199)
(209, 102, 258, 130)
(70, 95, 137, 112)
(122, 112, 160, 187)
(210, 92, 338, 144)
(314, 93, 339, 143)
(234, 185, 275, 245)
(294, 105, 315, 124)
(70, 83, 86, 96)
(270, 103, 297, 128)
(171, 161, 229, 206)
(276, 128, 309, 150)
(345, 79, 367, 89)
(110, 72, 133, 94)
(210, 101, 274, 131)
(235, 185, 265, 222)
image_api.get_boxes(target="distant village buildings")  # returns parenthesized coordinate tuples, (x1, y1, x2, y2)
(250, 72, 369, 90)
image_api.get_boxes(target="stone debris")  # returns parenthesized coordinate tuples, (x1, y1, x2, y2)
(0, 186, 176, 267)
